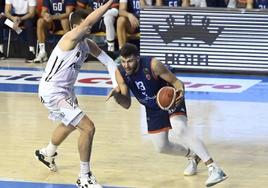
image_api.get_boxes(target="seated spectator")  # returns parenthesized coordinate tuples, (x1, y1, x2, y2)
(155, 0, 190, 7)
(34, 0, 75, 63)
(77, 0, 119, 52)
(246, 0, 268, 9)
(4, 0, 37, 62)
(205, 0, 228, 7)
(237, 0, 247, 8)
(190, 0, 207, 7)
(117, 0, 142, 49)
(0, 0, 5, 59)
(227, 0, 237, 7)
(191, 0, 243, 8)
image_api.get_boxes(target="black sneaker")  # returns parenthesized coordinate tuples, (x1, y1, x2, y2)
(0, 51, 6, 60)
(25, 51, 35, 63)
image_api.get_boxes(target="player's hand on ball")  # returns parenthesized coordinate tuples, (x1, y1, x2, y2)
(175, 89, 184, 106)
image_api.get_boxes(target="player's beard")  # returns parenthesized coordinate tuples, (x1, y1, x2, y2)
(126, 60, 140, 75)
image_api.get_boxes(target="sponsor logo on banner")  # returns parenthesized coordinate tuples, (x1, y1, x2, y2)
(0, 70, 261, 93)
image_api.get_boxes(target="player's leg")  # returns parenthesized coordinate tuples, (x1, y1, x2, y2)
(75, 115, 102, 188)
(35, 96, 81, 171)
(170, 115, 228, 186)
(103, 8, 118, 52)
(146, 108, 188, 155)
(87, 39, 118, 87)
(146, 108, 188, 156)
(35, 95, 102, 187)
(35, 122, 75, 171)
(149, 130, 189, 155)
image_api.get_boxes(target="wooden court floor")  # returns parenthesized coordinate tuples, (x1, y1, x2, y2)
(0, 59, 268, 188)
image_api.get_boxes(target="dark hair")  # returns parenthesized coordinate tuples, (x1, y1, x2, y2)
(69, 9, 89, 29)
(120, 43, 139, 57)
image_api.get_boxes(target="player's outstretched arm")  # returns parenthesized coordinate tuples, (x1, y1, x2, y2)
(86, 39, 118, 88)
(59, 0, 114, 50)
(74, 0, 113, 36)
(106, 69, 131, 109)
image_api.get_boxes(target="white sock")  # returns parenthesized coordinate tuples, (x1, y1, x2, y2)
(96, 50, 118, 88)
(38, 43, 45, 53)
(0, 44, 3, 53)
(29, 46, 35, 53)
(42, 141, 57, 157)
(80, 161, 90, 178)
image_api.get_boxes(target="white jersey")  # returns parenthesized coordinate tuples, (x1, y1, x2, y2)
(39, 39, 90, 98)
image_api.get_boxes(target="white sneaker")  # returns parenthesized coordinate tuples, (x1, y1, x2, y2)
(35, 149, 57, 172)
(205, 166, 228, 187)
(34, 51, 48, 63)
(76, 172, 103, 188)
(184, 155, 199, 176)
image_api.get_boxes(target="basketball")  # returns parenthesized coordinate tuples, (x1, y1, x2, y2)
(156, 86, 176, 111)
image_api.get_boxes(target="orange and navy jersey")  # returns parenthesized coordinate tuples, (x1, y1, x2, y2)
(118, 56, 187, 133)
(118, 57, 167, 110)
(77, 0, 119, 10)
(43, 0, 76, 15)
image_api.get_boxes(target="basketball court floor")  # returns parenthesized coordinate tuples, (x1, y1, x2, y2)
(0, 59, 268, 188)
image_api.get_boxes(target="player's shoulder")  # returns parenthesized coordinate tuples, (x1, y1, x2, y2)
(150, 57, 161, 67)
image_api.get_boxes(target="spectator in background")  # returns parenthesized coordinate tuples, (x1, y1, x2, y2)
(117, 0, 143, 49)
(190, 0, 207, 7)
(246, 0, 268, 9)
(226, 0, 247, 7)
(205, 0, 228, 7)
(191, 0, 244, 8)
(0, 0, 5, 59)
(77, 0, 119, 52)
(34, 0, 76, 63)
(155, 0, 190, 7)
(236, 0, 247, 8)
(4, 0, 37, 63)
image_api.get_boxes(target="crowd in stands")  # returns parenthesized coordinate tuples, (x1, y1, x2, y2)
(0, 0, 267, 62)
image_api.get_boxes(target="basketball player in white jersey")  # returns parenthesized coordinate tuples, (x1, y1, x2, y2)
(35, 1, 117, 188)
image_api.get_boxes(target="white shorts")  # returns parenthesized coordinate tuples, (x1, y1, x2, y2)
(40, 95, 85, 126)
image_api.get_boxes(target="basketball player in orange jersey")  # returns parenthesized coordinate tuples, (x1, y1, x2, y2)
(35, 1, 117, 188)
(107, 43, 228, 187)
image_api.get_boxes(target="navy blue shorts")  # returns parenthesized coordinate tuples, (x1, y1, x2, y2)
(145, 99, 187, 134)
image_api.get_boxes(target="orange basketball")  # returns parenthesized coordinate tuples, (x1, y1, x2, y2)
(156, 86, 176, 111)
